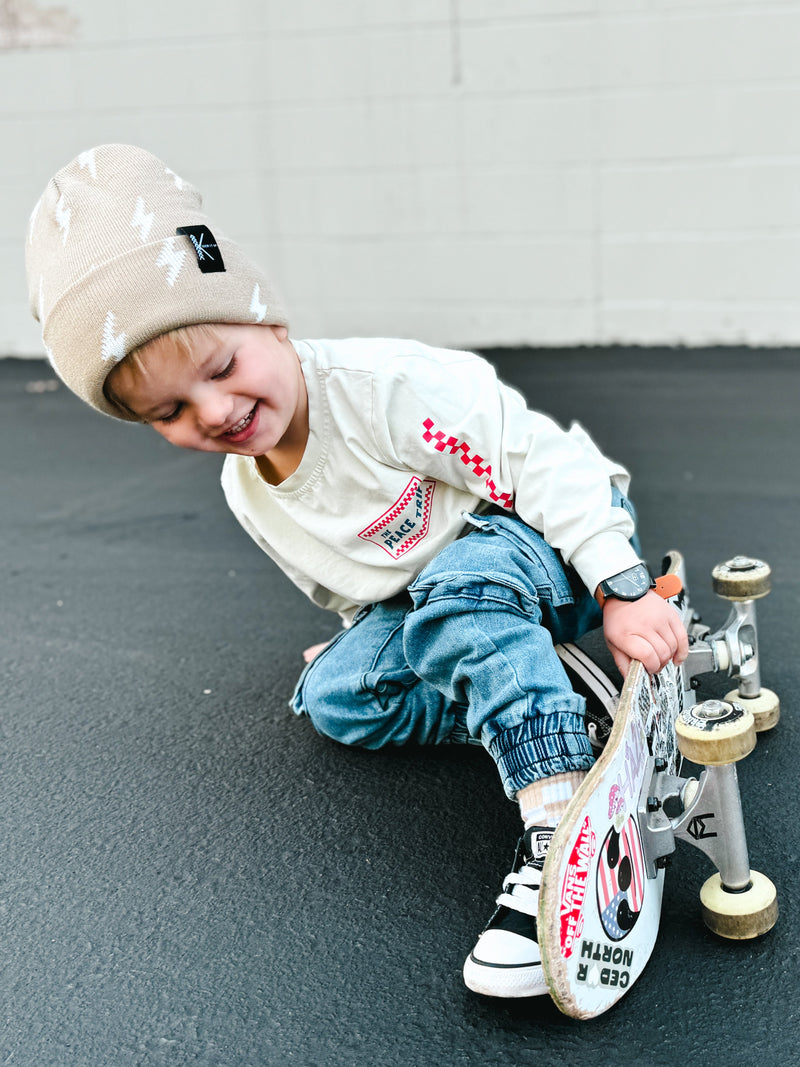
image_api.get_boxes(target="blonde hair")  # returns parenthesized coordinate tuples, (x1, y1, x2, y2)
(102, 322, 227, 419)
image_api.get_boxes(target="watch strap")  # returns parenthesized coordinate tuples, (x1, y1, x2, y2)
(596, 569, 683, 607)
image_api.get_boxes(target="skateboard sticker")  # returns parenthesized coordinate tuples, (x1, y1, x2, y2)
(639, 666, 683, 771)
(608, 784, 625, 820)
(559, 816, 597, 959)
(596, 814, 645, 941)
(576, 941, 634, 990)
(611, 722, 647, 811)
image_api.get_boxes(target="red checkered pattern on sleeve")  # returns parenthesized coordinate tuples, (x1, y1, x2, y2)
(421, 418, 514, 510)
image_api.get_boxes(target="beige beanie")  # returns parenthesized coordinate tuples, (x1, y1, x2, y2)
(25, 143, 289, 420)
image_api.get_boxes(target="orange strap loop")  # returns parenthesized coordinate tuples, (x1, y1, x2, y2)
(654, 573, 683, 600)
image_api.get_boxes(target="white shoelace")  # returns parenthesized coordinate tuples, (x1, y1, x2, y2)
(496, 863, 542, 918)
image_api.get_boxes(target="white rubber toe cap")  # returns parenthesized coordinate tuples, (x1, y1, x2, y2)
(463, 931, 548, 998)
(471, 929, 540, 967)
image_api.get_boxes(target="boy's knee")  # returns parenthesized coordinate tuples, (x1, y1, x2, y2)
(293, 647, 441, 748)
(297, 680, 378, 747)
(292, 655, 360, 742)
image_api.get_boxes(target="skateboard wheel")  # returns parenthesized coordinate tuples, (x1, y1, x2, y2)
(675, 700, 756, 765)
(724, 687, 780, 733)
(700, 871, 778, 940)
(711, 557, 771, 601)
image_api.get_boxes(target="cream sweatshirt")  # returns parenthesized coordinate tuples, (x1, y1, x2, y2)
(221, 338, 639, 624)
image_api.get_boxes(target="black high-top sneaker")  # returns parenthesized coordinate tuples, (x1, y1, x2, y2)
(463, 826, 553, 998)
(556, 641, 620, 752)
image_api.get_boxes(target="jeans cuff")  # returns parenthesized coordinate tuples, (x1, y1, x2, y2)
(486, 712, 595, 799)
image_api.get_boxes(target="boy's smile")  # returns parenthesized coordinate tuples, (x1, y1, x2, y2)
(106, 323, 309, 482)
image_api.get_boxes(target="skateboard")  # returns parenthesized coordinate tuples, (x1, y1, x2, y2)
(539, 551, 779, 1019)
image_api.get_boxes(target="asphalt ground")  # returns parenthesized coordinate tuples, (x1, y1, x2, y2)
(2, 347, 798, 1066)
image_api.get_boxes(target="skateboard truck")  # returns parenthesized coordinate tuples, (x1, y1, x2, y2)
(637, 698, 778, 939)
(682, 556, 779, 732)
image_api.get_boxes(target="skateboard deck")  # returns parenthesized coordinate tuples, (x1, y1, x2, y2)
(538, 549, 778, 1018)
(538, 552, 693, 1019)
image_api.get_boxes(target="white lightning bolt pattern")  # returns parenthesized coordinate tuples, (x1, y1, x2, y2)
(130, 197, 155, 242)
(28, 198, 42, 244)
(55, 194, 71, 245)
(164, 167, 185, 190)
(101, 311, 127, 364)
(156, 236, 186, 287)
(250, 284, 267, 323)
(77, 149, 97, 179)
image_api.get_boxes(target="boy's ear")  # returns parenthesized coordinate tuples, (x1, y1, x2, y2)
(270, 324, 289, 342)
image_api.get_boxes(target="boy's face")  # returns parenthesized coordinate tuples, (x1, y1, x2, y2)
(107, 324, 308, 462)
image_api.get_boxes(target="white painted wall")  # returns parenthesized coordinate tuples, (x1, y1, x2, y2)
(4, 0, 800, 357)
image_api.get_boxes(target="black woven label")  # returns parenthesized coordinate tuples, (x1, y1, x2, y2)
(175, 226, 226, 273)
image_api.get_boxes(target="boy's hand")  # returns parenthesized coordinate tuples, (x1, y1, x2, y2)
(601, 591, 689, 678)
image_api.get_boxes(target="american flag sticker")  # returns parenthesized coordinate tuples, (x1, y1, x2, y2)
(596, 815, 645, 941)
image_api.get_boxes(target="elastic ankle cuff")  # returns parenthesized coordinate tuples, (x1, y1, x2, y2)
(487, 714, 594, 799)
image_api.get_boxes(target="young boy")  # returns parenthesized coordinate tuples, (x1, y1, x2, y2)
(26, 144, 688, 1000)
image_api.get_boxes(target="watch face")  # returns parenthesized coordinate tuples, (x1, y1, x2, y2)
(605, 565, 651, 599)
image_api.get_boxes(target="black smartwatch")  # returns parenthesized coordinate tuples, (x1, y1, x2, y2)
(596, 563, 654, 607)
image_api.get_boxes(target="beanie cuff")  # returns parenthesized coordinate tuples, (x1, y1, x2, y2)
(26, 144, 289, 420)
(41, 237, 288, 419)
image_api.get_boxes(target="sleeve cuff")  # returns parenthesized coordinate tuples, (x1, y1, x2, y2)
(570, 533, 643, 600)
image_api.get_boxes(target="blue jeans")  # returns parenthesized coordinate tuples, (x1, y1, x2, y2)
(292, 493, 639, 799)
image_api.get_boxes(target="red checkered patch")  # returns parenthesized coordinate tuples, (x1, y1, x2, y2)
(421, 418, 514, 509)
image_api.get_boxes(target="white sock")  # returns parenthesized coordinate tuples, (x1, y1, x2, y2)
(517, 770, 587, 829)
